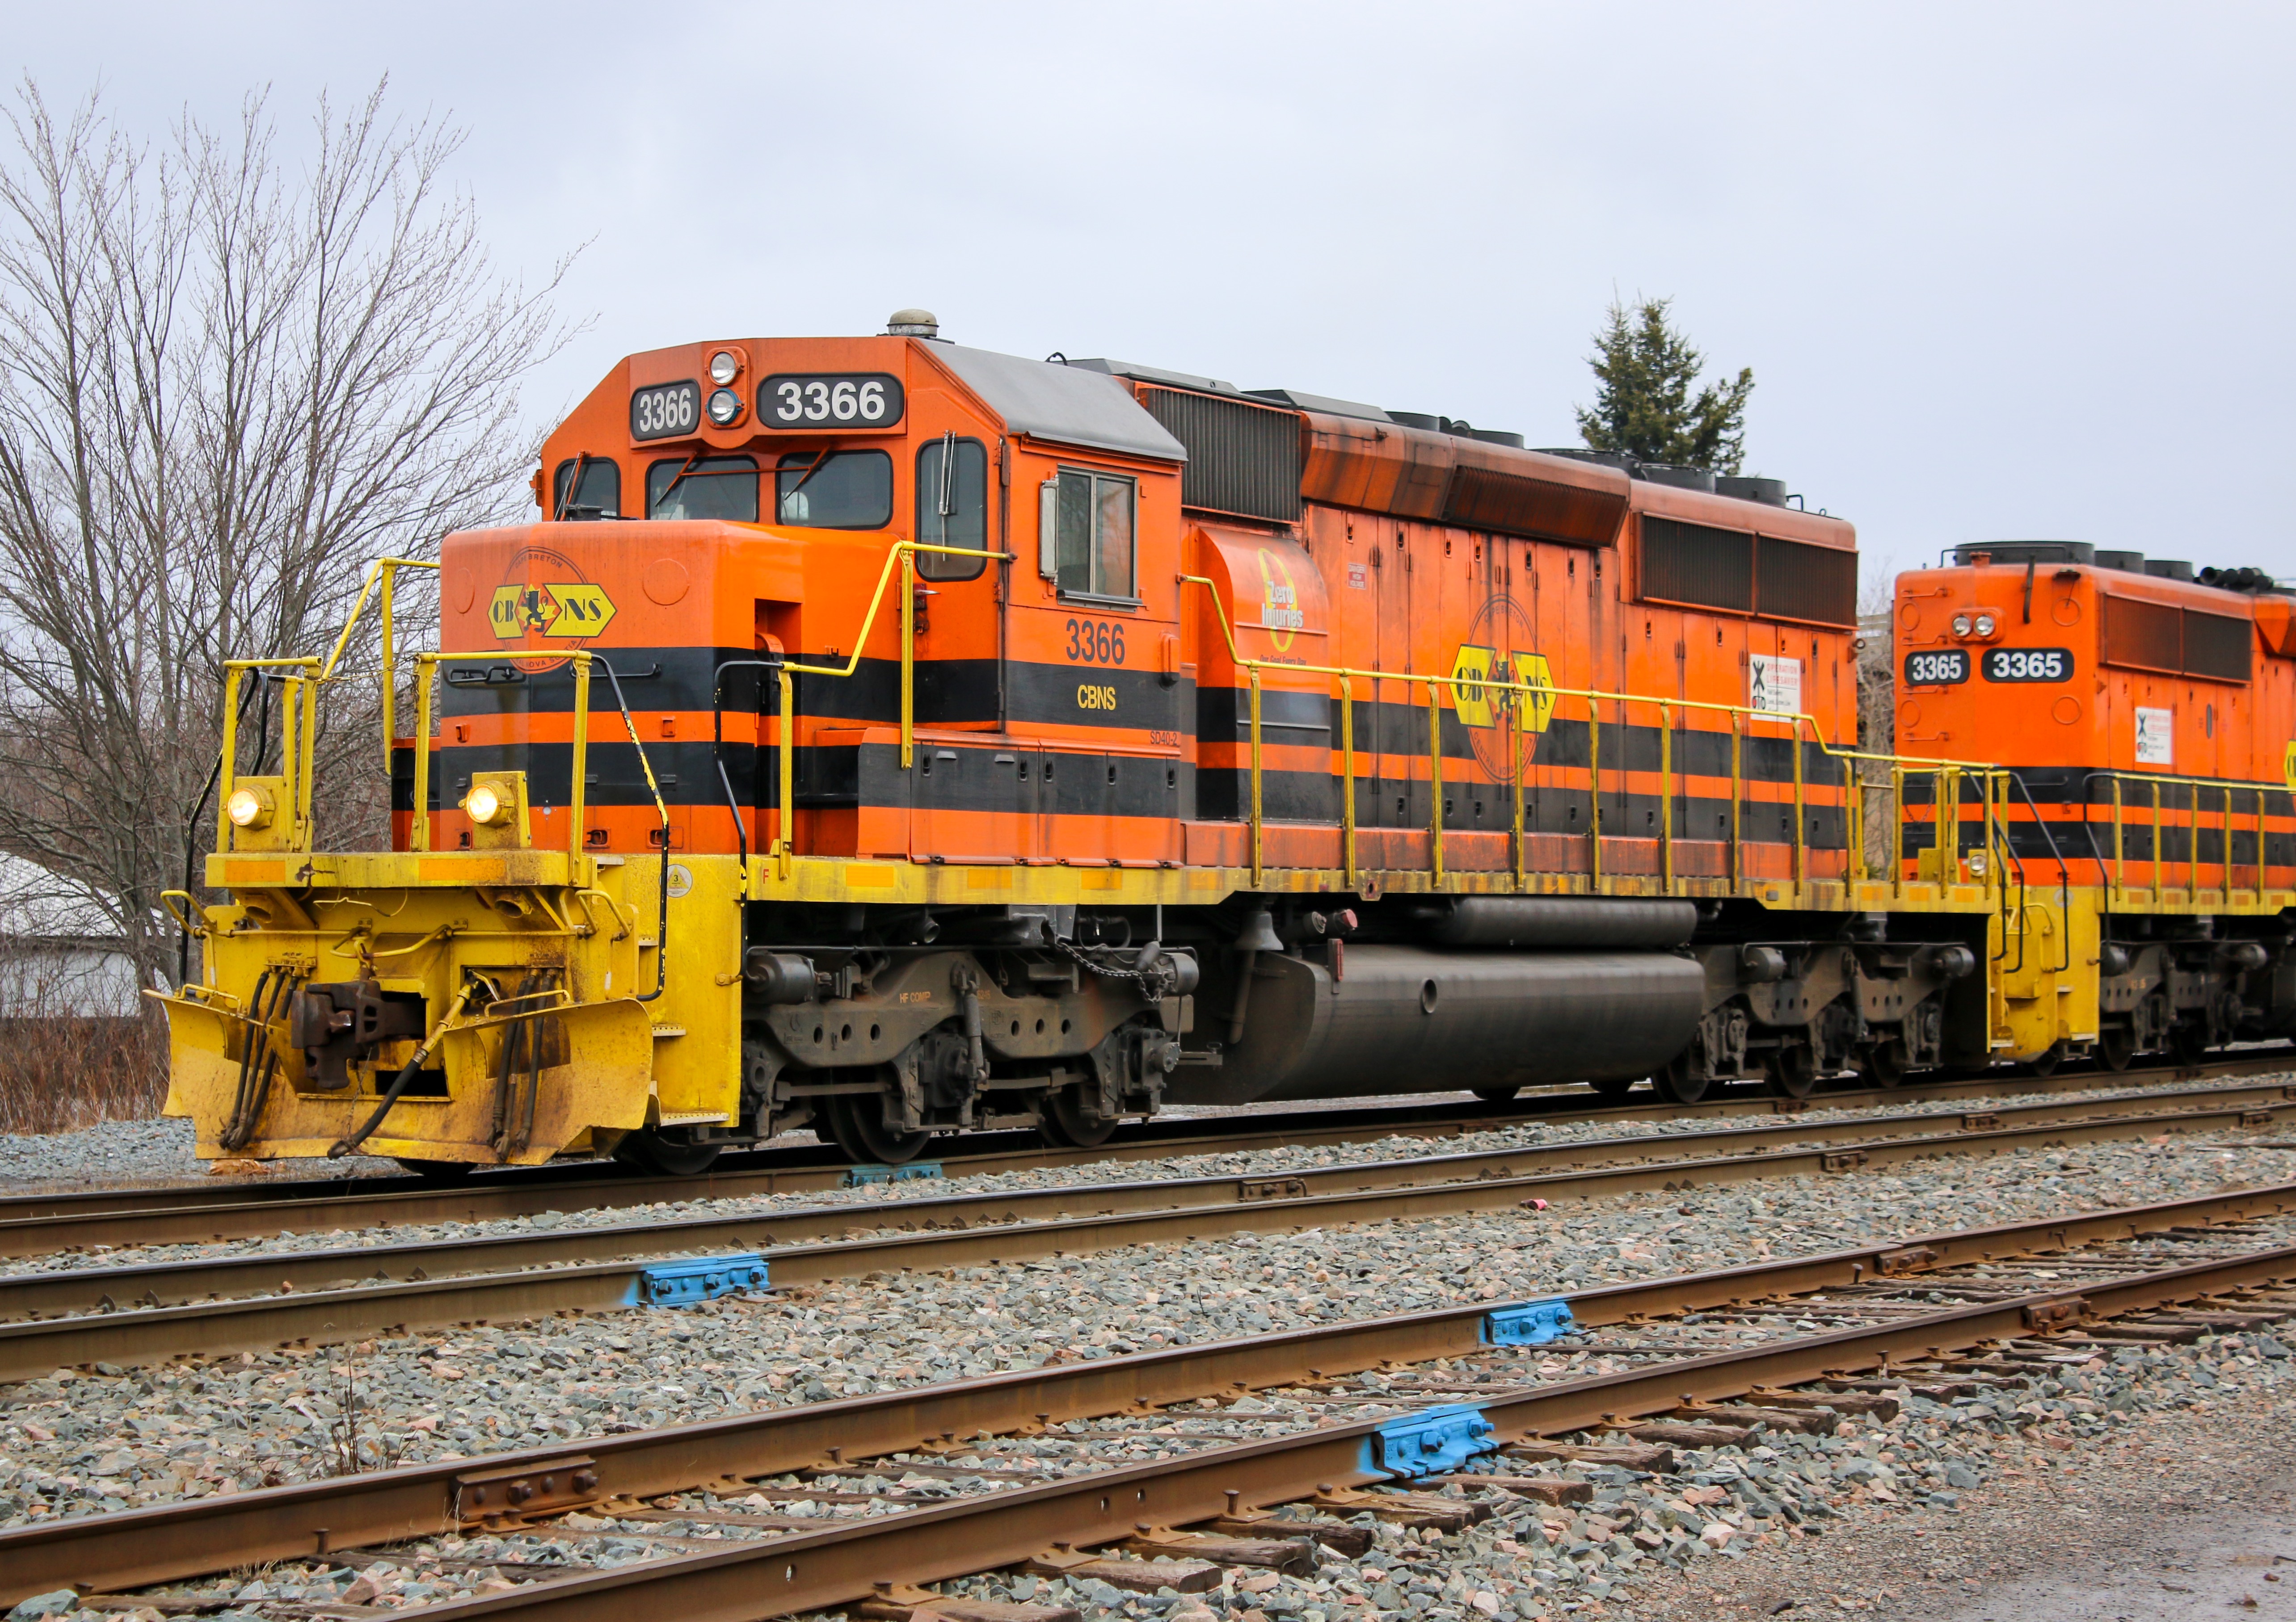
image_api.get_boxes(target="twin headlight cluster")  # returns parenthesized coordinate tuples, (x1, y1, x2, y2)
(1951, 612, 1998, 639)
(706, 349, 744, 427)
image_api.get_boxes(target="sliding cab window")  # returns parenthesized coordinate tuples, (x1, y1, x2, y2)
(776, 450, 893, 529)
(647, 455, 759, 521)
(552, 457, 622, 520)
(916, 436, 988, 580)
(1044, 467, 1136, 603)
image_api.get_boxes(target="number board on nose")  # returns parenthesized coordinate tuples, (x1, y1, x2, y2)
(758, 373, 905, 430)
(1901, 648, 1969, 687)
(1983, 647, 2072, 683)
(631, 380, 701, 441)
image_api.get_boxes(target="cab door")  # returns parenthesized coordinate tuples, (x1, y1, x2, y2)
(909, 428, 1004, 733)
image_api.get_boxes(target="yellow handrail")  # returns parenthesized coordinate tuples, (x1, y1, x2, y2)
(216, 657, 322, 853)
(1176, 572, 2001, 893)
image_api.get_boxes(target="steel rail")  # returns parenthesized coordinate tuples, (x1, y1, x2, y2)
(393, 1236, 2296, 1622)
(8, 1053, 2293, 1259)
(3, 1095, 2291, 1380)
(12, 1178, 2294, 1606)
(12, 1082, 2296, 1324)
(9, 1042, 2287, 1248)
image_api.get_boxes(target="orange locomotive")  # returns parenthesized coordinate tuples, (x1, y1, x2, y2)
(1894, 542, 2296, 1068)
(163, 311, 2161, 1175)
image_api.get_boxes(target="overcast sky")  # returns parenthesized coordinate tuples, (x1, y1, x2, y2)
(13, 1, 2295, 585)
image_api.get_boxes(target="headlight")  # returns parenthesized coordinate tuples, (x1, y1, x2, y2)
(707, 388, 742, 426)
(465, 784, 509, 827)
(225, 787, 272, 829)
(1951, 614, 1972, 637)
(1974, 613, 1997, 637)
(708, 350, 740, 386)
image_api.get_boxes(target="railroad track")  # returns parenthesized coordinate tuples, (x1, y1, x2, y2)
(14, 1178, 2296, 1612)
(4, 1081, 2292, 1379)
(10, 1049, 2290, 1254)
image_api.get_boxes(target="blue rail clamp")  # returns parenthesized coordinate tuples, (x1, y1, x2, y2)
(633, 1253, 769, 1307)
(1483, 1298, 1575, 1346)
(845, 1162, 944, 1187)
(1371, 1403, 1499, 1479)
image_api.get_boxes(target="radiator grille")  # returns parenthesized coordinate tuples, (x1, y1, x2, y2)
(2182, 608, 2254, 681)
(2102, 595, 2187, 675)
(1137, 387, 1300, 522)
(1638, 521, 1856, 627)
(1755, 535, 1858, 628)
(1640, 517, 1753, 611)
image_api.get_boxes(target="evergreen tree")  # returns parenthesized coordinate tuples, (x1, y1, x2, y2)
(1574, 297, 1755, 473)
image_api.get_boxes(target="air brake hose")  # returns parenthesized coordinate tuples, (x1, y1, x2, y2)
(220, 969, 297, 1152)
(327, 982, 477, 1160)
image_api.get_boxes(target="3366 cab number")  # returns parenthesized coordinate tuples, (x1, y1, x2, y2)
(1065, 617, 1125, 664)
(758, 372, 905, 429)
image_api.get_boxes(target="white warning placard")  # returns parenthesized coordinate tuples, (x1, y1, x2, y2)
(1749, 654, 1802, 718)
(2135, 706, 2174, 767)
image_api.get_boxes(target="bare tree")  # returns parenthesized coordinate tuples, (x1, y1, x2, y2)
(0, 78, 577, 995)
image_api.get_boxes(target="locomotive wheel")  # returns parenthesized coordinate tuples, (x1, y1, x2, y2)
(1585, 1074, 1638, 1101)
(1038, 1086, 1119, 1149)
(1469, 1084, 1522, 1105)
(822, 1092, 933, 1166)
(2098, 1025, 2135, 1072)
(2170, 1024, 2210, 1067)
(1766, 1045, 1817, 1100)
(2027, 1042, 2064, 1078)
(392, 1157, 476, 1183)
(1860, 1040, 1909, 1089)
(1651, 1054, 1709, 1105)
(613, 1129, 725, 1177)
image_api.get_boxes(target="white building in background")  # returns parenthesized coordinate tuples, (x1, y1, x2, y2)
(0, 852, 145, 1018)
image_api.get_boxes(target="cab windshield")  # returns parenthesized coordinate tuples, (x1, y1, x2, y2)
(776, 450, 893, 529)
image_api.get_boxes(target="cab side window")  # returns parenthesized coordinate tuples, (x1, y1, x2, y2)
(916, 436, 987, 580)
(647, 456, 758, 521)
(552, 457, 622, 520)
(1043, 467, 1135, 602)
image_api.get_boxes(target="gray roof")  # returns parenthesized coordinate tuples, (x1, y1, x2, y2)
(1244, 388, 1394, 424)
(931, 346, 1187, 464)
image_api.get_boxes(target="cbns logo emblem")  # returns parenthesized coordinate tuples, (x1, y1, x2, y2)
(489, 580, 617, 640)
(1448, 594, 1554, 782)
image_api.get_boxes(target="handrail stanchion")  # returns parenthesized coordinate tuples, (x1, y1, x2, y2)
(2224, 784, 2235, 900)
(1843, 757, 1860, 885)
(1509, 687, 1526, 891)
(216, 668, 245, 852)
(1588, 699, 1603, 888)
(1339, 673, 1357, 890)
(2258, 786, 2269, 903)
(1427, 677, 1444, 887)
(2111, 776, 2125, 905)
(1791, 718, 1806, 891)
(1659, 701, 1674, 889)
(778, 667, 796, 879)
(569, 653, 591, 865)
(1889, 763, 1904, 899)
(1731, 717, 1744, 891)
(410, 655, 436, 853)
(1248, 665, 1264, 888)
(899, 548, 916, 770)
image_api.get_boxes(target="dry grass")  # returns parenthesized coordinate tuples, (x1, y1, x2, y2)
(0, 1013, 166, 1135)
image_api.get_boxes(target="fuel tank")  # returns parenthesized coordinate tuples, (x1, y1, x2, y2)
(1172, 944, 1705, 1105)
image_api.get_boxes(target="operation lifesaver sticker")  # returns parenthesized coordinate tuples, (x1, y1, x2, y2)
(2135, 706, 2174, 767)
